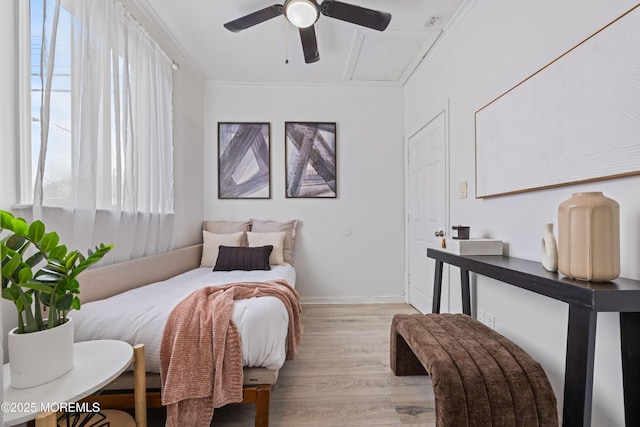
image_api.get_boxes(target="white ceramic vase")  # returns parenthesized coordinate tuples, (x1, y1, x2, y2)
(541, 223, 558, 272)
(8, 317, 74, 389)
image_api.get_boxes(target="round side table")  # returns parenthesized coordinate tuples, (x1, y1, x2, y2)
(3, 340, 133, 426)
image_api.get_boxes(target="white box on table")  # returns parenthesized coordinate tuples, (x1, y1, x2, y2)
(444, 238, 503, 255)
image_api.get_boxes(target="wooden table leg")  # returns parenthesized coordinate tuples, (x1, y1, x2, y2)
(620, 312, 640, 427)
(460, 268, 471, 315)
(431, 260, 444, 313)
(562, 304, 597, 427)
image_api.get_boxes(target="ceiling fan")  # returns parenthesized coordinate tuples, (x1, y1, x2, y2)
(224, 0, 392, 64)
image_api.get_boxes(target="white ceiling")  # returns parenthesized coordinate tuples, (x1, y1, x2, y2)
(138, 0, 466, 85)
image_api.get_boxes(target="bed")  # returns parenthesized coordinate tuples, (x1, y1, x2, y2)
(73, 219, 300, 427)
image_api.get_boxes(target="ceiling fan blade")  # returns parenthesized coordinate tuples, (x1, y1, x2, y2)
(224, 5, 284, 33)
(320, 0, 391, 31)
(299, 26, 320, 63)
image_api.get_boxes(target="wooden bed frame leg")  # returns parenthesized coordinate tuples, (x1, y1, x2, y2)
(254, 384, 271, 427)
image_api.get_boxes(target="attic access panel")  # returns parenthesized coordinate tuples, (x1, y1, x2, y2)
(345, 30, 441, 83)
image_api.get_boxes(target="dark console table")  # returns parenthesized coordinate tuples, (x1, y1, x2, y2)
(427, 248, 640, 427)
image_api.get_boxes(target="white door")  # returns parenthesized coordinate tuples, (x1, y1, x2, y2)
(407, 111, 448, 314)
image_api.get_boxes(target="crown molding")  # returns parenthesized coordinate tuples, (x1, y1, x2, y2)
(130, 0, 207, 84)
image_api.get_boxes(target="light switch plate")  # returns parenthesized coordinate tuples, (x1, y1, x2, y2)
(459, 181, 468, 199)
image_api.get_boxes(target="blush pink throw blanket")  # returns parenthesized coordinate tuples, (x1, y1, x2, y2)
(160, 279, 301, 427)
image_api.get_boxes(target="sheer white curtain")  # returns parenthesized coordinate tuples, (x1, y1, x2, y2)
(33, 0, 174, 263)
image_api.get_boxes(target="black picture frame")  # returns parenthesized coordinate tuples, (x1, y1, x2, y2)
(285, 122, 337, 198)
(218, 122, 271, 199)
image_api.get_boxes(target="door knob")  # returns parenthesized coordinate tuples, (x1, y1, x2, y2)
(435, 230, 444, 237)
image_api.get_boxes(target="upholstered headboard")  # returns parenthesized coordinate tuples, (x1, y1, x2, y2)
(77, 244, 203, 304)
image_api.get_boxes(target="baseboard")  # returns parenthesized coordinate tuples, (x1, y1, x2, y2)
(299, 295, 407, 305)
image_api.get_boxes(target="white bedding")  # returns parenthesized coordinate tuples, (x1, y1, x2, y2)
(72, 264, 296, 372)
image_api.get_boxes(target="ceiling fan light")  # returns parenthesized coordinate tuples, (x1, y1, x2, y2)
(284, 0, 318, 28)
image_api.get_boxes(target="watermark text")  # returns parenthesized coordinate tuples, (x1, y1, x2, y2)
(1, 401, 101, 413)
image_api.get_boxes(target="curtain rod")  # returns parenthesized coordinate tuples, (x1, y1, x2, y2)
(114, 0, 180, 70)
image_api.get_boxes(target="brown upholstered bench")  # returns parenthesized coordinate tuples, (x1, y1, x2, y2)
(391, 313, 558, 427)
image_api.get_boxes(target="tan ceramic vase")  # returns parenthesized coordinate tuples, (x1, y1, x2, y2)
(558, 192, 620, 282)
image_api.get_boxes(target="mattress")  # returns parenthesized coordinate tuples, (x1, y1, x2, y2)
(72, 264, 296, 372)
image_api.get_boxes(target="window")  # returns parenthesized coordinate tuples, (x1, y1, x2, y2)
(21, 0, 175, 260)
(29, 0, 73, 203)
(27, 0, 129, 208)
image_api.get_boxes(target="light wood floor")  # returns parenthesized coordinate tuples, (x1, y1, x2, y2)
(149, 303, 436, 426)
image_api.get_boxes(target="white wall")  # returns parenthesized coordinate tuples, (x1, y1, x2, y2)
(0, 1, 19, 208)
(0, 0, 16, 421)
(170, 71, 206, 247)
(205, 83, 405, 303)
(405, 1, 640, 425)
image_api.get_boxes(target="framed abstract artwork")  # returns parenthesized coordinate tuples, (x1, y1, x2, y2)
(285, 122, 337, 198)
(218, 122, 270, 199)
(475, 5, 640, 198)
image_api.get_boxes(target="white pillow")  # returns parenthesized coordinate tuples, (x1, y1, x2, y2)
(247, 231, 286, 265)
(251, 219, 298, 265)
(201, 230, 245, 267)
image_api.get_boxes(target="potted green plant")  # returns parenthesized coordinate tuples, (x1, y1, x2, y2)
(0, 209, 113, 388)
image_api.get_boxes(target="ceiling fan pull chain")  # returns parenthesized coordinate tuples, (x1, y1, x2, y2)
(284, 17, 289, 64)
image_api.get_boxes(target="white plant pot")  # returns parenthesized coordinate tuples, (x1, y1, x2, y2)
(8, 317, 74, 389)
